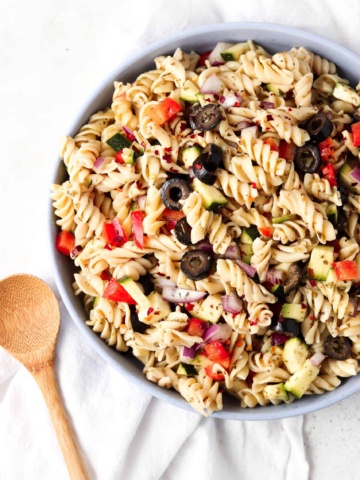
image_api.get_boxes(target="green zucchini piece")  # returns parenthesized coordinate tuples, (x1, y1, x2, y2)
(325, 204, 338, 227)
(106, 133, 131, 152)
(182, 145, 202, 169)
(308, 245, 334, 281)
(284, 359, 320, 399)
(282, 337, 308, 374)
(280, 304, 307, 322)
(263, 383, 289, 402)
(333, 83, 360, 106)
(192, 178, 227, 211)
(240, 225, 260, 245)
(177, 363, 197, 376)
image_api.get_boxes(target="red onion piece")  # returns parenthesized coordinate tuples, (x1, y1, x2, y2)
(203, 323, 232, 343)
(162, 287, 206, 304)
(200, 74, 223, 94)
(222, 244, 241, 260)
(236, 259, 257, 277)
(196, 241, 214, 256)
(237, 121, 254, 130)
(94, 156, 105, 169)
(241, 125, 258, 138)
(70, 245, 83, 260)
(155, 277, 177, 290)
(208, 42, 231, 65)
(310, 352, 325, 367)
(271, 332, 291, 346)
(221, 293, 243, 314)
(260, 101, 275, 109)
(188, 167, 195, 178)
(350, 166, 360, 182)
(137, 195, 147, 210)
(122, 125, 136, 142)
(266, 268, 286, 286)
(220, 93, 244, 109)
(180, 345, 198, 362)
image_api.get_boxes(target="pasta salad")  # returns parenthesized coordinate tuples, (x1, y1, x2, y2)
(52, 40, 360, 415)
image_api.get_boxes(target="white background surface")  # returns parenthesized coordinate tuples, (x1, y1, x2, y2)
(2, 0, 360, 479)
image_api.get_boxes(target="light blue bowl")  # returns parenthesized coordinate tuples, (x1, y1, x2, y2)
(50, 22, 360, 420)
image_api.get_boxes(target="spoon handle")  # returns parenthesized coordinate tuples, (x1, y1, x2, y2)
(31, 363, 89, 480)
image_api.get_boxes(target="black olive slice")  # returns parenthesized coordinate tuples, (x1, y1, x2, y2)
(180, 249, 212, 280)
(139, 273, 154, 296)
(191, 104, 221, 131)
(174, 217, 193, 245)
(188, 103, 202, 129)
(304, 113, 333, 142)
(130, 305, 148, 334)
(200, 143, 223, 171)
(273, 317, 300, 337)
(324, 335, 352, 360)
(193, 157, 217, 185)
(283, 263, 303, 294)
(353, 107, 360, 122)
(160, 178, 191, 211)
(294, 144, 321, 173)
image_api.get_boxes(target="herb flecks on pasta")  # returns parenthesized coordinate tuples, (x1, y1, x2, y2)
(53, 40, 360, 415)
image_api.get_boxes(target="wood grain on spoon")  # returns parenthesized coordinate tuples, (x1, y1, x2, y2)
(0, 274, 89, 480)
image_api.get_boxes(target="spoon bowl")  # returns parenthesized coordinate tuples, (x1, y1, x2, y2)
(0, 274, 88, 480)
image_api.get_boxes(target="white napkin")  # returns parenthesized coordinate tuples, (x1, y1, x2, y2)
(0, 300, 308, 480)
(3, 0, 360, 478)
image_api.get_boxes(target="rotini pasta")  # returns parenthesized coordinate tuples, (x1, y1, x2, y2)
(53, 40, 360, 416)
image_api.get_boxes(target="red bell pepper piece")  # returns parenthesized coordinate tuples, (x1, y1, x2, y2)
(203, 340, 231, 369)
(333, 260, 360, 281)
(263, 137, 279, 152)
(351, 121, 360, 147)
(162, 208, 186, 222)
(205, 365, 225, 381)
(198, 50, 211, 67)
(100, 271, 112, 281)
(148, 97, 183, 125)
(55, 231, 75, 256)
(318, 137, 335, 162)
(115, 151, 125, 164)
(103, 218, 128, 247)
(321, 163, 337, 187)
(279, 140, 296, 162)
(103, 278, 137, 304)
(186, 318, 208, 337)
(131, 210, 144, 249)
(259, 226, 272, 238)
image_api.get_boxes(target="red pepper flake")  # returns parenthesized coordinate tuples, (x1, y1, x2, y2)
(169, 167, 178, 173)
(236, 340, 242, 347)
(164, 147, 172, 152)
(163, 154, 172, 163)
(287, 107, 293, 112)
(158, 272, 165, 277)
(308, 268, 314, 278)
(213, 94, 219, 100)
(180, 123, 187, 131)
(266, 114, 274, 121)
(154, 149, 159, 155)
(190, 134, 196, 139)
(252, 182, 258, 189)
(224, 339, 231, 345)
(147, 307, 154, 315)
(310, 280, 316, 287)
(185, 303, 195, 311)
(234, 102, 240, 107)
(136, 180, 143, 189)
(104, 243, 115, 250)
(219, 95, 225, 104)
(198, 132, 204, 137)
(301, 303, 306, 309)
(249, 321, 258, 326)
(195, 163, 202, 170)
(309, 315, 316, 320)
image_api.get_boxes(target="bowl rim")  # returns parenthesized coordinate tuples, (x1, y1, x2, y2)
(50, 21, 360, 420)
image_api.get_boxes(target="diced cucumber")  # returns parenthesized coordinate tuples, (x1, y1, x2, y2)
(106, 133, 131, 152)
(325, 204, 338, 227)
(137, 291, 171, 323)
(118, 275, 150, 309)
(325, 267, 352, 290)
(177, 363, 197, 376)
(240, 225, 260, 245)
(272, 214, 297, 224)
(192, 178, 227, 211)
(271, 284, 286, 299)
(308, 245, 334, 281)
(240, 243, 253, 264)
(220, 42, 249, 61)
(182, 145, 202, 169)
(263, 383, 289, 402)
(188, 294, 223, 324)
(93, 297, 99, 307)
(120, 147, 135, 165)
(284, 359, 320, 399)
(339, 158, 360, 195)
(280, 304, 307, 322)
(266, 84, 293, 96)
(283, 337, 308, 374)
(180, 80, 200, 102)
(333, 83, 360, 107)
(190, 354, 213, 368)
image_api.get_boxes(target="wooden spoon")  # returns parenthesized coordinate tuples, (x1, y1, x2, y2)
(0, 274, 89, 480)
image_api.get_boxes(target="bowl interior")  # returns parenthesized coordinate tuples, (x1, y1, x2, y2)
(51, 22, 360, 420)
